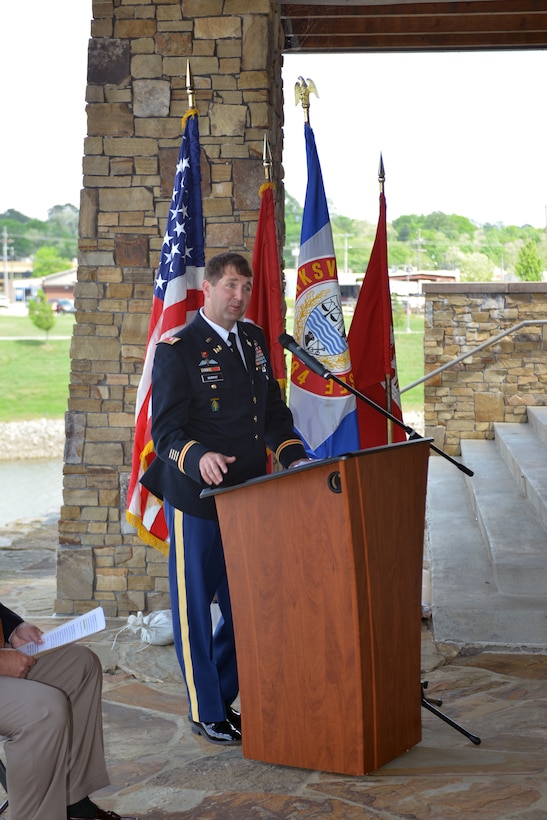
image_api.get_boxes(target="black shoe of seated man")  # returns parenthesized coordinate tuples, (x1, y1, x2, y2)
(191, 718, 242, 745)
(67, 796, 131, 819)
(226, 703, 241, 732)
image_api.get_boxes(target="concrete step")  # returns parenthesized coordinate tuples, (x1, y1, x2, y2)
(493, 412, 547, 532)
(528, 405, 547, 446)
(426, 443, 547, 651)
(461, 438, 547, 597)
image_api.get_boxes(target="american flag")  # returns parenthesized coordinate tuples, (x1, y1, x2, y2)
(126, 109, 205, 553)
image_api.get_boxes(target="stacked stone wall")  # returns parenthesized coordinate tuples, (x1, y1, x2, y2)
(57, 0, 284, 616)
(423, 282, 547, 456)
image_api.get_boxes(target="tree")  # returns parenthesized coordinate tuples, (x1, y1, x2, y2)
(283, 192, 304, 267)
(514, 240, 544, 282)
(28, 290, 55, 339)
(459, 252, 494, 282)
(32, 245, 73, 278)
(0, 205, 78, 262)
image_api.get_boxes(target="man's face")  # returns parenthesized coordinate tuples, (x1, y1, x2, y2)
(203, 264, 253, 330)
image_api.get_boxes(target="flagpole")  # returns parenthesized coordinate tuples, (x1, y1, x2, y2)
(126, 59, 205, 552)
(186, 60, 195, 109)
(378, 152, 385, 194)
(294, 77, 318, 124)
(262, 133, 272, 181)
(378, 154, 395, 445)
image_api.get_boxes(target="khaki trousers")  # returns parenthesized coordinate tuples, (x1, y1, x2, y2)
(0, 643, 109, 820)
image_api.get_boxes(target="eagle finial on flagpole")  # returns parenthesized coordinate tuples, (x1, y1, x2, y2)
(378, 153, 385, 194)
(186, 60, 195, 110)
(294, 77, 318, 125)
(262, 133, 272, 181)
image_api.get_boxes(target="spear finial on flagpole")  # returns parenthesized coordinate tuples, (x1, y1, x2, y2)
(378, 153, 385, 194)
(262, 134, 272, 181)
(186, 60, 195, 110)
(294, 77, 318, 125)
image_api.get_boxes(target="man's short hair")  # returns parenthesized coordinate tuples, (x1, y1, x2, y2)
(205, 252, 253, 284)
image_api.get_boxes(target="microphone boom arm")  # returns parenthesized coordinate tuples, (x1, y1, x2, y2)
(279, 333, 473, 477)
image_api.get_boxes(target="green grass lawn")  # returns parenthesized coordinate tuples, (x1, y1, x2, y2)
(0, 313, 75, 338)
(394, 317, 424, 413)
(0, 339, 72, 422)
(0, 314, 74, 422)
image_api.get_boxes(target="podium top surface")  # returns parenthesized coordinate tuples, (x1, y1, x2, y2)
(200, 437, 432, 500)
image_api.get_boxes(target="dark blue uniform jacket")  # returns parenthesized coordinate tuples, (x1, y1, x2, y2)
(0, 603, 23, 643)
(140, 313, 307, 519)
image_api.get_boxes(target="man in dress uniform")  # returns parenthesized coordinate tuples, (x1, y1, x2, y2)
(141, 252, 309, 745)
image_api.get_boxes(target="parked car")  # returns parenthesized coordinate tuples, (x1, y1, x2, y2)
(56, 298, 76, 313)
(0, 295, 10, 309)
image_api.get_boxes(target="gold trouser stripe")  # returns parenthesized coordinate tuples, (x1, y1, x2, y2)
(174, 508, 199, 720)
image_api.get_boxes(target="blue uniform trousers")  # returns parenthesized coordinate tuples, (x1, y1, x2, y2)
(164, 500, 238, 723)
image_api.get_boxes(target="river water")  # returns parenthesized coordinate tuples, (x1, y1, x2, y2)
(0, 458, 63, 528)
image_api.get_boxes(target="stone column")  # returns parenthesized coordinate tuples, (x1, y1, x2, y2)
(57, 0, 285, 615)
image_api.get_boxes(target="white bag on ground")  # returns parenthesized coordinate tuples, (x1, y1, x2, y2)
(112, 610, 174, 649)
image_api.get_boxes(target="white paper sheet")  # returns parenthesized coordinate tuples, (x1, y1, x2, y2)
(17, 607, 106, 656)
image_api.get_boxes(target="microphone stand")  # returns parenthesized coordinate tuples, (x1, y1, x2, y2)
(329, 368, 472, 476)
(281, 336, 473, 476)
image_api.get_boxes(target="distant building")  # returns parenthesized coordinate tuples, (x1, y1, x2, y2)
(284, 267, 459, 310)
(8, 268, 77, 306)
(389, 268, 459, 310)
(41, 268, 77, 303)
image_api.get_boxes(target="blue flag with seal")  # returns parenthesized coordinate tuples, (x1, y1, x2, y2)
(288, 123, 359, 459)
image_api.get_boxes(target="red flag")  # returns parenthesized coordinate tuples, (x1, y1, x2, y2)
(248, 181, 287, 395)
(347, 190, 406, 448)
(126, 110, 205, 554)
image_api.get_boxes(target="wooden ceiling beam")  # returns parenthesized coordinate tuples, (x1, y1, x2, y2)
(281, 1, 547, 52)
(285, 14, 547, 37)
(282, 1, 547, 18)
(284, 32, 547, 52)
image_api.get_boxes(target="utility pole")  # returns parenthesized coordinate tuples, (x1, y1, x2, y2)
(2, 226, 8, 300)
(340, 234, 351, 274)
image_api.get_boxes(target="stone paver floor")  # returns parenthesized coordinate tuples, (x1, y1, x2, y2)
(0, 517, 546, 818)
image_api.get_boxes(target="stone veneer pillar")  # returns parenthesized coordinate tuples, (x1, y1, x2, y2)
(57, 0, 285, 616)
(424, 282, 547, 456)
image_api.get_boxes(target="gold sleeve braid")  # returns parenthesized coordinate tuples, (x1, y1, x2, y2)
(177, 440, 198, 473)
(275, 439, 304, 461)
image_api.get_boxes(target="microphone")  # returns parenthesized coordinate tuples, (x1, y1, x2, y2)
(278, 333, 330, 379)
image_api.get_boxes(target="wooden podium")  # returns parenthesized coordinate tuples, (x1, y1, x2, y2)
(206, 439, 430, 775)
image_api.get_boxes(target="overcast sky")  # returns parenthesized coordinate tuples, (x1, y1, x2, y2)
(282, 50, 547, 229)
(1, 1, 546, 229)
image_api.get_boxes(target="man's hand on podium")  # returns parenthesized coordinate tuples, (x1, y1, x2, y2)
(288, 458, 315, 469)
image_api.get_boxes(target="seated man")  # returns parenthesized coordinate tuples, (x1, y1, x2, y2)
(0, 602, 134, 820)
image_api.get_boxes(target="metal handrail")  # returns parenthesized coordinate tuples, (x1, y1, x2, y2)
(400, 319, 547, 394)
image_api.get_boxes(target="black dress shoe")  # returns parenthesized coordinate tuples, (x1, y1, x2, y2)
(67, 806, 135, 819)
(191, 719, 242, 745)
(226, 703, 241, 732)
(67, 813, 136, 820)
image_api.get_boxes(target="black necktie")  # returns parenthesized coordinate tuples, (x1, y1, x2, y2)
(228, 331, 237, 352)
(228, 332, 245, 368)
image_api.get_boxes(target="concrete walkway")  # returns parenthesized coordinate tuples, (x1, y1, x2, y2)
(1, 515, 546, 819)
